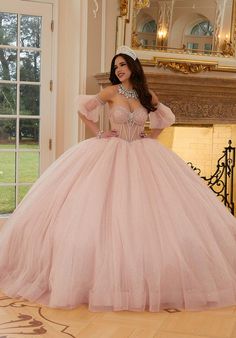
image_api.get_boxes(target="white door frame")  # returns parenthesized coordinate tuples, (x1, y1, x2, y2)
(0, 0, 57, 223)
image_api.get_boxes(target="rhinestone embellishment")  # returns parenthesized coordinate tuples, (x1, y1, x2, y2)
(128, 112, 134, 124)
(118, 84, 138, 100)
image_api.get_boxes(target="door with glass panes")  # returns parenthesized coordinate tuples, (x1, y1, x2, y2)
(0, 0, 53, 215)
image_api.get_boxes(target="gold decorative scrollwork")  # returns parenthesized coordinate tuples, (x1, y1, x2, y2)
(155, 59, 218, 74)
(232, 0, 236, 52)
(120, 0, 129, 16)
(134, 0, 150, 10)
(132, 32, 142, 47)
(222, 41, 235, 56)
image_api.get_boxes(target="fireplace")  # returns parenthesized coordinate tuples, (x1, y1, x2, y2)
(95, 70, 236, 205)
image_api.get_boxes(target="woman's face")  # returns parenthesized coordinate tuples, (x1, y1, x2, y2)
(114, 56, 132, 83)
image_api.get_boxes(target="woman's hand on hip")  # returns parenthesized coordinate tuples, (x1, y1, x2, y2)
(101, 130, 119, 138)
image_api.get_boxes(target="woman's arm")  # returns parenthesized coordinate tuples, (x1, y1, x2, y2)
(78, 113, 100, 136)
(78, 86, 118, 138)
(148, 90, 164, 139)
(79, 113, 118, 138)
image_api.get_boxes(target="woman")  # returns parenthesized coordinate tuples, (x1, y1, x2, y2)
(0, 46, 236, 312)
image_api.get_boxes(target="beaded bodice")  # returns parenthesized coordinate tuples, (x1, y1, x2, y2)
(77, 94, 175, 142)
(108, 105, 148, 142)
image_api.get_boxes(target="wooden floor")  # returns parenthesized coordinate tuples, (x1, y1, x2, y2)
(0, 292, 236, 338)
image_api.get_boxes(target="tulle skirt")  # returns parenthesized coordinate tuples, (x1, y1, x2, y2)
(0, 137, 236, 312)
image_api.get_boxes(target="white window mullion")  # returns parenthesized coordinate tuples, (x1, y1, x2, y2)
(15, 12, 21, 207)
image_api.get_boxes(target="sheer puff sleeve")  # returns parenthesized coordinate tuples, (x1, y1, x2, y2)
(149, 102, 175, 129)
(75, 95, 105, 123)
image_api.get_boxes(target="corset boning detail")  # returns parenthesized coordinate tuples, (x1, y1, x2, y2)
(109, 106, 148, 142)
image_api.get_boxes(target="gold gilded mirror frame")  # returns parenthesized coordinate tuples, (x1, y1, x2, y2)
(117, 0, 236, 74)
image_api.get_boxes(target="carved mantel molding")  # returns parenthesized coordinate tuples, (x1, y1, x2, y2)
(95, 72, 236, 124)
(154, 59, 217, 74)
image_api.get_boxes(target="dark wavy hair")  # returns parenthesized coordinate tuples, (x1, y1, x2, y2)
(109, 53, 157, 112)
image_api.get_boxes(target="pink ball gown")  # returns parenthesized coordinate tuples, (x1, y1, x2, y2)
(0, 94, 236, 312)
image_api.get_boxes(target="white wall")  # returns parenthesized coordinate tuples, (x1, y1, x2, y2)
(56, 0, 119, 151)
(56, 0, 89, 156)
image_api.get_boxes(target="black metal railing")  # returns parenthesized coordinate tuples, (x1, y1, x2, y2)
(187, 140, 235, 215)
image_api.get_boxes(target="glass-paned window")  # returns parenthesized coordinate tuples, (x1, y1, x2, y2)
(140, 39, 148, 47)
(187, 42, 199, 51)
(205, 43, 212, 51)
(142, 20, 157, 33)
(0, 11, 42, 215)
(191, 21, 213, 36)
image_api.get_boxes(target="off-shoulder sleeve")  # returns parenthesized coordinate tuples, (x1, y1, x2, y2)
(149, 102, 175, 129)
(75, 95, 105, 123)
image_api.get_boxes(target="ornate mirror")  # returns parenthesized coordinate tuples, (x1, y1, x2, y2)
(117, 0, 236, 73)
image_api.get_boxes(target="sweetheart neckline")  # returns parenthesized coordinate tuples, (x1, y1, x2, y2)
(110, 104, 147, 114)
